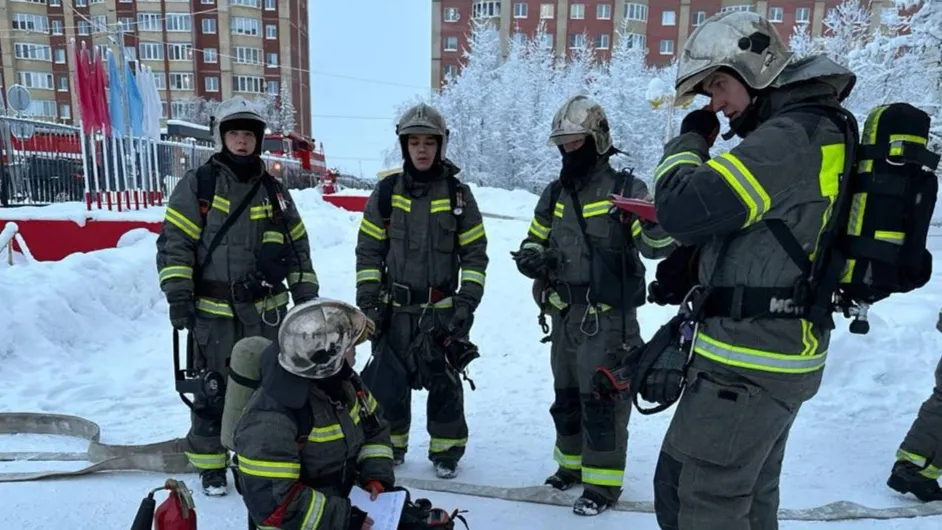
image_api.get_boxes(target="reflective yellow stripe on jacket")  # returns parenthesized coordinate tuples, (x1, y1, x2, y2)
(693, 321, 827, 374)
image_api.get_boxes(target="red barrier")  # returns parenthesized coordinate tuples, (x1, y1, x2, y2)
(10, 219, 161, 262)
(323, 194, 368, 212)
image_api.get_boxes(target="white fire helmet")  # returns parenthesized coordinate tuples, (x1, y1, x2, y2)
(277, 299, 375, 379)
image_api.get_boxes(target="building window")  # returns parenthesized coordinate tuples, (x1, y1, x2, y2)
(659, 39, 674, 55)
(165, 14, 191, 32)
(232, 17, 261, 36)
(201, 0, 213, 4)
(139, 42, 164, 60)
(264, 0, 275, 10)
(50, 0, 60, 5)
(169, 73, 194, 91)
(265, 24, 277, 39)
(443, 7, 460, 22)
(595, 34, 610, 50)
(137, 13, 162, 32)
(513, 3, 527, 18)
(570, 3, 584, 19)
(231, 0, 260, 7)
(91, 15, 107, 33)
(12, 13, 49, 32)
(51, 19, 63, 35)
(444, 36, 458, 51)
(540, 3, 553, 19)
(19, 71, 54, 90)
(266, 52, 278, 67)
(596, 3, 611, 20)
(625, 3, 647, 22)
(205, 76, 219, 92)
(171, 100, 195, 119)
(54, 47, 65, 63)
(768, 7, 783, 22)
(11, 0, 47, 4)
(796, 7, 810, 23)
(59, 104, 71, 119)
(15, 43, 52, 61)
(266, 80, 278, 95)
(77, 21, 90, 35)
(202, 18, 217, 34)
(662, 10, 676, 26)
(720, 4, 753, 13)
(539, 32, 553, 48)
(152, 72, 166, 89)
(124, 46, 137, 60)
(624, 33, 646, 49)
(203, 48, 218, 62)
(472, 1, 500, 19)
(234, 46, 262, 65)
(568, 33, 586, 48)
(57, 75, 69, 91)
(233, 75, 264, 93)
(167, 43, 193, 61)
(26, 99, 57, 117)
(120, 17, 133, 33)
(444, 64, 458, 78)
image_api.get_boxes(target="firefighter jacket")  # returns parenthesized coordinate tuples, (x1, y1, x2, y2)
(354, 160, 488, 313)
(653, 56, 855, 400)
(234, 352, 395, 530)
(156, 155, 319, 321)
(521, 160, 675, 313)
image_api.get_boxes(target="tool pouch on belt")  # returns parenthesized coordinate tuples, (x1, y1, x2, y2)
(407, 332, 446, 391)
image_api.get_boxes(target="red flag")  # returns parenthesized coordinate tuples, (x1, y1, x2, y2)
(93, 47, 111, 136)
(75, 45, 95, 134)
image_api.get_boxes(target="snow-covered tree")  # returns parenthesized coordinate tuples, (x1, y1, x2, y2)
(278, 83, 296, 134)
(253, 93, 281, 133)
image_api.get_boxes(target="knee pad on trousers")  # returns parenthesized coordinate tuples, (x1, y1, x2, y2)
(653, 450, 683, 530)
(550, 388, 581, 436)
(582, 396, 616, 452)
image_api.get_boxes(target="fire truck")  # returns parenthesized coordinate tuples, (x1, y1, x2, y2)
(0, 120, 86, 204)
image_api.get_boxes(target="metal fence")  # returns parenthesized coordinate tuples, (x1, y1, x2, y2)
(0, 116, 305, 209)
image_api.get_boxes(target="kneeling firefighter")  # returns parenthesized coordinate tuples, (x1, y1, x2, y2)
(354, 103, 488, 480)
(223, 299, 472, 530)
(156, 95, 319, 496)
(513, 95, 675, 516)
(228, 299, 393, 530)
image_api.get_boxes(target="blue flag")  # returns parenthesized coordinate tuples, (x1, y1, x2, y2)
(125, 60, 144, 137)
(106, 49, 126, 137)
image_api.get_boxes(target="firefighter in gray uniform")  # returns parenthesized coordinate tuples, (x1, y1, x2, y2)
(234, 299, 394, 530)
(354, 103, 488, 479)
(888, 307, 942, 502)
(649, 12, 856, 529)
(156, 96, 319, 496)
(513, 95, 675, 516)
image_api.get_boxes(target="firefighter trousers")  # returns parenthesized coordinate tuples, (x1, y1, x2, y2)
(548, 305, 642, 505)
(184, 305, 284, 472)
(380, 307, 468, 465)
(652, 362, 803, 530)
(896, 354, 942, 480)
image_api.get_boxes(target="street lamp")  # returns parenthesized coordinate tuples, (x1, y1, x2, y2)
(646, 77, 692, 144)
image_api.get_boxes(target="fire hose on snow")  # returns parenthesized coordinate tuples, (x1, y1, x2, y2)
(1, 411, 942, 522)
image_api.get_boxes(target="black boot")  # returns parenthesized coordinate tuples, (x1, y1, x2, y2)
(544, 469, 581, 491)
(887, 461, 942, 502)
(573, 489, 613, 516)
(200, 468, 228, 496)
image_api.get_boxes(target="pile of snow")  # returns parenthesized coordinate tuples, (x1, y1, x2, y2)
(2, 187, 942, 528)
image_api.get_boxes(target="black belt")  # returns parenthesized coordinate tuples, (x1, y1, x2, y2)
(196, 279, 284, 304)
(389, 282, 454, 306)
(699, 286, 807, 320)
(552, 283, 591, 305)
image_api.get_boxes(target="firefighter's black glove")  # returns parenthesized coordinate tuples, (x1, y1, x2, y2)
(347, 505, 371, 530)
(447, 302, 474, 338)
(681, 109, 721, 148)
(640, 346, 688, 406)
(511, 246, 559, 279)
(258, 242, 291, 286)
(168, 294, 195, 331)
(363, 304, 386, 340)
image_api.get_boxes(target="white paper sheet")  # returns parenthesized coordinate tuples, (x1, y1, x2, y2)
(347, 486, 407, 530)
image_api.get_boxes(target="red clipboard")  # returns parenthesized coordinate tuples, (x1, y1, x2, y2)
(608, 194, 658, 223)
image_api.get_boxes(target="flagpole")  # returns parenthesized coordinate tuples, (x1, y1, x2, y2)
(72, 38, 93, 211)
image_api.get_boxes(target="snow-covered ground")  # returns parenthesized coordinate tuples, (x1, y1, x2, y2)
(2, 187, 942, 528)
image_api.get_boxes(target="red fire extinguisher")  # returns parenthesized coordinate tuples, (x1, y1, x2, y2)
(129, 478, 198, 530)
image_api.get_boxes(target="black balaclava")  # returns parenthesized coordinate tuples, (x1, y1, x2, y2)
(313, 359, 354, 402)
(400, 135, 444, 183)
(219, 117, 265, 180)
(558, 136, 600, 189)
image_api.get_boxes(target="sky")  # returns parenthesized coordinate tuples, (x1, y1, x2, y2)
(309, 1, 433, 179)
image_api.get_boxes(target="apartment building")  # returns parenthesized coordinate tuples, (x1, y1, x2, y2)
(0, 0, 312, 137)
(431, 0, 904, 88)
